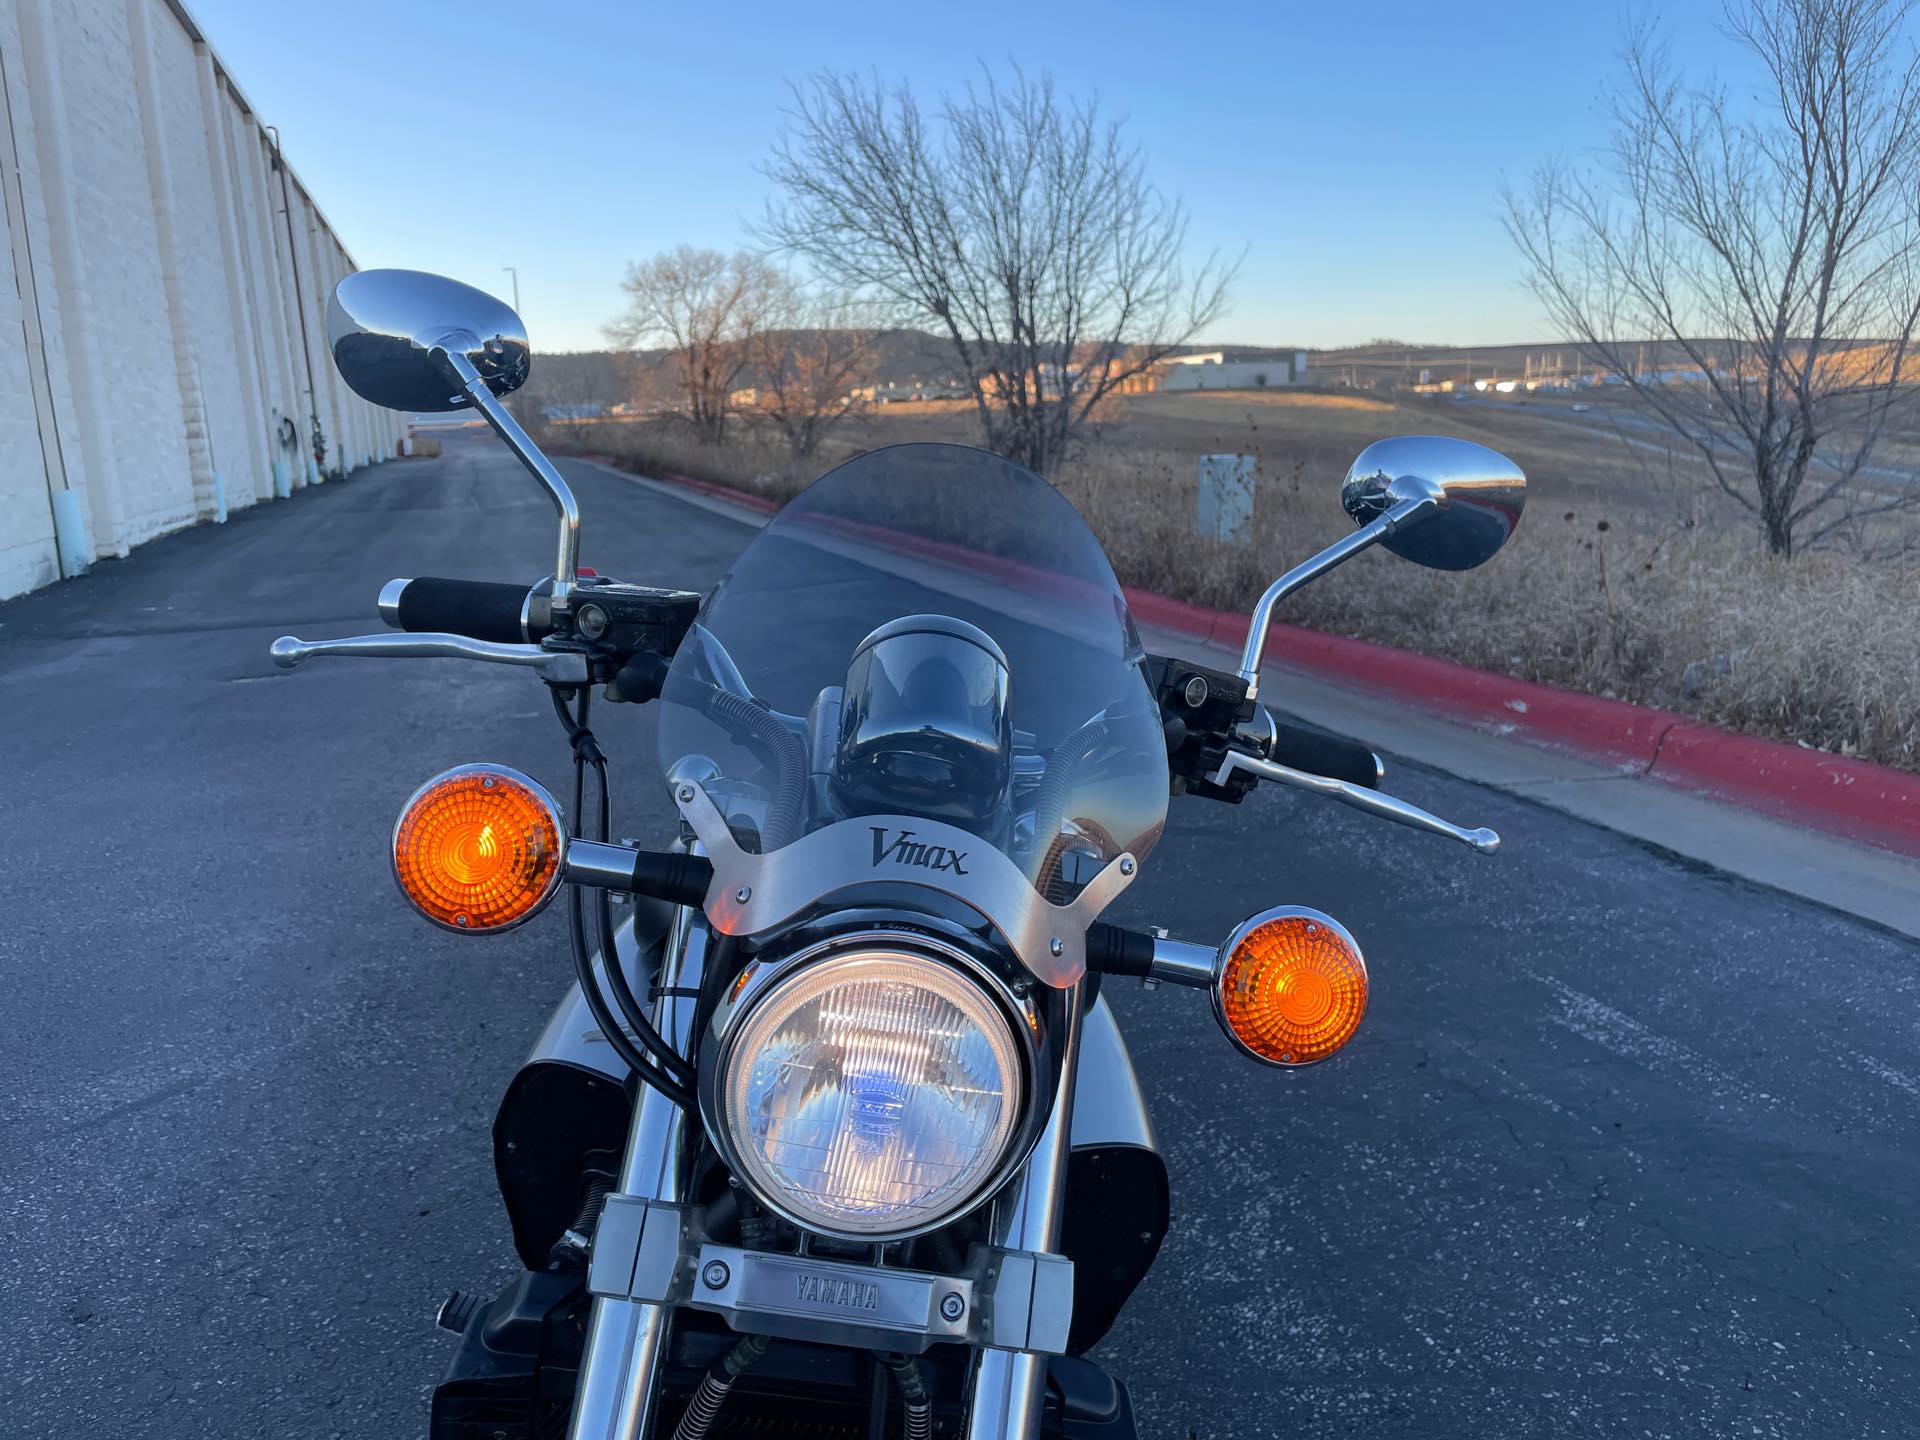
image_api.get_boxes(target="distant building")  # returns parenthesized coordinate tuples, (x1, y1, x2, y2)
(542, 403, 606, 422)
(849, 378, 970, 404)
(1154, 350, 1308, 392)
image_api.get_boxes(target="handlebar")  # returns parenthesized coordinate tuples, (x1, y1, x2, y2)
(378, 576, 549, 644)
(1265, 715, 1382, 790)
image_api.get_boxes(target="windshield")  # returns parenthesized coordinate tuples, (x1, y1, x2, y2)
(656, 443, 1168, 898)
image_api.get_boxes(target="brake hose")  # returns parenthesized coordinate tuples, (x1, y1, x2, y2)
(671, 1332, 771, 1440)
(881, 1353, 933, 1440)
(553, 687, 695, 1086)
(703, 687, 807, 849)
(554, 688, 695, 1108)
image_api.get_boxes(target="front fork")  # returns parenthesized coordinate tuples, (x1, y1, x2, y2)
(567, 901, 709, 1440)
(564, 905, 1087, 1440)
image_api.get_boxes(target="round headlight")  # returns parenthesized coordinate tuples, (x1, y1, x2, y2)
(712, 944, 1026, 1239)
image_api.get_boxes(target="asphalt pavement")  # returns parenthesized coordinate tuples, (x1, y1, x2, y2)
(3, 431, 1916, 1439)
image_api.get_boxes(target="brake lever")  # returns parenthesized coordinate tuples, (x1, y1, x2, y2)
(269, 632, 591, 683)
(1209, 749, 1500, 854)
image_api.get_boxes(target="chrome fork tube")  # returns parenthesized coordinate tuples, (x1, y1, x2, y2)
(567, 901, 711, 1440)
(964, 981, 1087, 1439)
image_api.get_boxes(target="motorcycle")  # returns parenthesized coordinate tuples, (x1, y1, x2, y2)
(272, 269, 1525, 1438)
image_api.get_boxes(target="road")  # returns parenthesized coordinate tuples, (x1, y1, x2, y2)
(2, 431, 1916, 1439)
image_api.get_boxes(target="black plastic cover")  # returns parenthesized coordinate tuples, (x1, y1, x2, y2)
(492, 1061, 632, 1269)
(1060, 1144, 1170, 1354)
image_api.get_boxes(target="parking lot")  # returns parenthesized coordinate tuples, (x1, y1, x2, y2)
(3, 430, 1916, 1438)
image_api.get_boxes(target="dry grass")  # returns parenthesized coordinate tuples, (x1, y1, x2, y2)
(564, 406, 1920, 773)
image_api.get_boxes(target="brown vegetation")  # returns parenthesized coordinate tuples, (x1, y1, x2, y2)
(562, 389, 1920, 773)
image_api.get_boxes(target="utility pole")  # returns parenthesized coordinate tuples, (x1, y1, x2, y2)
(500, 267, 528, 428)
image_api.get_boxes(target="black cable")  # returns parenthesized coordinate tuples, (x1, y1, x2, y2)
(567, 688, 697, 1087)
(552, 684, 695, 1109)
(702, 686, 807, 848)
(672, 1333, 771, 1440)
(566, 882, 693, 1107)
(591, 754, 696, 1088)
(880, 1354, 933, 1440)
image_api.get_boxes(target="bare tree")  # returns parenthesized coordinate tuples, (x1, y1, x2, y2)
(747, 278, 878, 457)
(606, 246, 777, 444)
(761, 66, 1234, 475)
(1504, 0, 1920, 557)
(522, 352, 626, 434)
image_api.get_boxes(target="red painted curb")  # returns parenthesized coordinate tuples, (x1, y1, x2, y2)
(1652, 724, 1920, 853)
(1125, 586, 1920, 859)
(607, 459, 1920, 859)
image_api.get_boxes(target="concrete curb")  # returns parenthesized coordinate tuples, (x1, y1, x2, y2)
(589, 455, 1920, 859)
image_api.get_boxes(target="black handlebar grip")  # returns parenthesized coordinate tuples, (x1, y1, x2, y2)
(1268, 718, 1383, 790)
(389, 577, 541, 644)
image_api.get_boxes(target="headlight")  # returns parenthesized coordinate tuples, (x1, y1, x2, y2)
(707, 940, 1028, 1240)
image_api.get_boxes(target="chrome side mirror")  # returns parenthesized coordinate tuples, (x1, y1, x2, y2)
(327, 269, 580, 607)
(1339, 435, 1525, 572)
(327, 269, 529, 412)
(1236, 434, 1525, 698)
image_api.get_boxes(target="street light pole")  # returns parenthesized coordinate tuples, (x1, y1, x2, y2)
(502, 265, 521, 314)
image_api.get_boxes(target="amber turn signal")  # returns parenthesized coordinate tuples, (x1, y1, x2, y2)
(1214, 907, 1367, 1066)
(392, 765, 565, 933)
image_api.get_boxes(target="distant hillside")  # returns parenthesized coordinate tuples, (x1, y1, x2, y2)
(1299, 340, 1781, 389)
(528, 332, 1683, 407)
(522, 329, 958, 412)
(521, 331, 1276, 412)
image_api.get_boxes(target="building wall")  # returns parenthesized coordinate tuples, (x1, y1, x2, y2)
(1159, 356, 1305, 392)
(0, 0, 403, 601)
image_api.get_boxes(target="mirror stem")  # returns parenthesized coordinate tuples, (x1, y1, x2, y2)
(1237, 495, 1432, 700)
(439, 344, 580, 608)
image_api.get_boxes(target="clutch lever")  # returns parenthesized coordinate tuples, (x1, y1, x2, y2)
(1210, 748, 1500, 854)
(270, 632, 590, 684)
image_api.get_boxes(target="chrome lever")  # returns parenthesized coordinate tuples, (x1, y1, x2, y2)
(268, 632, 590, 683)
(1211, 748, 1500, 854)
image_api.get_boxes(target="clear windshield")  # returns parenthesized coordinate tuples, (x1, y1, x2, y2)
(656, 443, 1168, 897)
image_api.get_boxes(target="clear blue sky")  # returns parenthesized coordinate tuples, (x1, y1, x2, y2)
(186, 1, 1733, 353)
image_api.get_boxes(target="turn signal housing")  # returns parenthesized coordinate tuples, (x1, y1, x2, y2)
(1215, 907, 1367, 1066)
(392, 765, 565, 933)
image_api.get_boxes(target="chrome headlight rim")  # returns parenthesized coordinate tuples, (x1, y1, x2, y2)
(699, 927, 1044, 1243)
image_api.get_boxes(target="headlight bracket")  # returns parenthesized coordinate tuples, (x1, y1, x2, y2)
(588, 1195, 1074, 1356)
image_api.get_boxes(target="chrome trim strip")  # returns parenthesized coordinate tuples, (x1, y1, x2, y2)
(1210, 748, 1499, 853)
(377, 577, 409, 629)
(674, 782, 1136, 987)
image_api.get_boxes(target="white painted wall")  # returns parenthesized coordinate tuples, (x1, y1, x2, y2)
(0, 0, 403, 600)
(1160, 356, 1306, 391)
